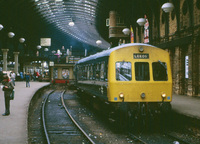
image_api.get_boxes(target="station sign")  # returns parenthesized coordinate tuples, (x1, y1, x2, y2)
(40, 38, 51, 46)
(185, 56, 189, 78)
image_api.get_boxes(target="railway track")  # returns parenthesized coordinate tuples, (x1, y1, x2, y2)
(41, 90, 94, 144)
(28, 86, 200, 144)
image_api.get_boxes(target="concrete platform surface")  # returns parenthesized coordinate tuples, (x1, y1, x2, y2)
(171, 94, 200, 120)
(0, 81, 49, 144)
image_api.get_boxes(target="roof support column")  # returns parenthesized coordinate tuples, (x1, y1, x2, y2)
(2, 49, 9, 71)
(14, 52, 20, 74)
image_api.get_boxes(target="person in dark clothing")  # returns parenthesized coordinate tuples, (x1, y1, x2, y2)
(1, 75, 14, 116)
(25, 72, 30, 87)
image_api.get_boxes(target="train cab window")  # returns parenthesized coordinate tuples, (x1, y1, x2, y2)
(116, 62, 132, 81)
(152, 62, 168, 81)
(135, 62, 150, 81)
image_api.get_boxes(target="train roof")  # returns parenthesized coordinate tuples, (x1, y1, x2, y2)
(77, 43, 157, 64)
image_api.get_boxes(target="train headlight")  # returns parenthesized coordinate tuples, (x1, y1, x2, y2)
(119, 93, 124, 99)
(141, 93, 145, 99)
(161, 93, 166, 98)
(139, 47, 144, 52)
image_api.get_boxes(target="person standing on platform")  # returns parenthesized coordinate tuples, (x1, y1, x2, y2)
(25, 72, 30, 87)
(10, 71, 16, 86)
(1, 75, 14, 116)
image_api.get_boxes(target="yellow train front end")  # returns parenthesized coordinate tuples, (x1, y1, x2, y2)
(106, 44, 172, 130)
(107, 45, 172, 103)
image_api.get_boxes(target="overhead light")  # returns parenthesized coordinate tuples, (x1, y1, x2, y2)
(75, 0, 82, 2)
(96, 40, 102, 45)
(161, 2, 174, 13)
(136, 18, 146, 26)
(19, 38, 25, 43)
(8, 32, 15, 38)
(122, 28, 130, 35)
(0, 24, 3, 30)
(37, 45, 42, 49)
(44, 48, 49, 51)
(69, 21, 74, 26)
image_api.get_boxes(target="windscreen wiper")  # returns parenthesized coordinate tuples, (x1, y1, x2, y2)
(158, 60, 167, 69)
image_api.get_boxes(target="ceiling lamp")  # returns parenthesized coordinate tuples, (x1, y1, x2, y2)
(8, 32, 15, 38)
(37, 45, 42, 49)
(68, 21, 74, 26)
(96, 40, 102, 45)
(19, 38, 25, 43)
(122, 28, 130, 35)
(0, 24, 3, 30)
(44, 48, 49, 51)
(136, 18, 146, 26)
(161, 2, 174, 13)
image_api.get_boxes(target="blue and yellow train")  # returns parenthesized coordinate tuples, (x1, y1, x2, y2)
(75, 43, 172, 129)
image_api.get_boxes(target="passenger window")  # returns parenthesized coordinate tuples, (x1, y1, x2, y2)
(152, 62, 168, 81)
(100, 62, 105, 80)
(116, 62, 132, 81)
(87, 66, 90, 80)
(95, 63, 100, 80)
(135, 62, 150, 81)
(89, 65, 93, 80)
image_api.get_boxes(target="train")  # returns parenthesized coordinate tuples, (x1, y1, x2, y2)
(74, 43, 172, 130)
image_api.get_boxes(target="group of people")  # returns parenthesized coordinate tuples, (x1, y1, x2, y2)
(1, 71, 31, 116)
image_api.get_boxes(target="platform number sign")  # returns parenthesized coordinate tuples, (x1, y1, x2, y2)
(185, 56, 189, 78)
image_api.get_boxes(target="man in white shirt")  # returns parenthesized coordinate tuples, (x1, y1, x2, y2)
(10, 71, 16, 86)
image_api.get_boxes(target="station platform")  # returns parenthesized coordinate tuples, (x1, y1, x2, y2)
(0, 82, 200, 144)
(0, 81, 49, 144)
(171, 94, 200, 120)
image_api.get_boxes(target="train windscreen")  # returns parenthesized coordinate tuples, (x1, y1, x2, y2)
(116, 62, 132, 81)
(152, 62, 168, 81)
(135, 62, 150, 81)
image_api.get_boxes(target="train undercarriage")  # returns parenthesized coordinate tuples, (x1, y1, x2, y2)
(77, 88, 172, 132)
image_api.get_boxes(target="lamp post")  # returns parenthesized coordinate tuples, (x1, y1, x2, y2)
(161, 2, 174, 41)
(136, 18, 146, 43)
(14, 38, 25, 74)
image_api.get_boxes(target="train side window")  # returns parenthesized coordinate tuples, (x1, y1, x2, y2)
(100, 62, 105, 80)
(89, 65, 93, 80)
(116, 62, 132, 81)
(87, 65, 90, 80)
(152, 62, 168, 81)
(95, 63, 100, 80)
(135, 62, 150, 81)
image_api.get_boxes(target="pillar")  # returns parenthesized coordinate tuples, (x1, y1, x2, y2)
(2, 49, 9, 71)
(50, 66, 53, 80)
(13, 52, 20, 74)
(57, 67, 62, 79)
(42, 61, 45, 77)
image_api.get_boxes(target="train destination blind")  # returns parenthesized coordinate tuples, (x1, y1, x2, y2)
(133, 53, 149, 59)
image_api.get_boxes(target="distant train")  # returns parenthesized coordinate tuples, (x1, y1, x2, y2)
(74, 43, 172, 130)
